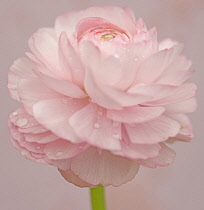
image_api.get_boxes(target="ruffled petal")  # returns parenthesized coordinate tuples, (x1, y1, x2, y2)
(45, 139, 88, 160)
(70, 147, 140, 186)
(107, 106, 164, 123)
(134, 44, 183, 84)
(55, 6, 137, 38)
(168, 114, 194, 141)
(69, 103, 121, 150)
(164, 97, 198, 114)
(17, 78, 61, 114)
(33, 98, 89, 142)
(137, 143, 176, 168)
(8, 57, 37, 101)
(125, 115, 180, 144)
(58, 169, 97, 188)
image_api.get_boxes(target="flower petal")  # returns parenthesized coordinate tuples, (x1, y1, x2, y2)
(58, 169, 97, 188)
(69, 103, 121, 150)
(8, 57, 37, 101)
(137, 143, 176, 168)
(70, 147, 140, 186)
(33, 98, 89, 142)
(45, 139, 88, 160)
(125, 115, 180, 144)
(107, 106, 165, 123)
(134, 44, 183, 84)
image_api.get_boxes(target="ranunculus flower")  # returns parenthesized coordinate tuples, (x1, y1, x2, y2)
(8, 6, 197, 187)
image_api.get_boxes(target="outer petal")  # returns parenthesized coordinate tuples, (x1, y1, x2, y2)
(125, 115, 180, 144)
(134, 45, 183, 84)
(168, 114, 194, 141)
(8, 57, 37, 101)
(33, 98, 89, 142)
(107, 106, 165, 123)
(55, 6, 137, 38)
(58, 169, 97, 188)
(69, 103, 121, 150)
(17, 78, 61, 114)
(70, 147, 140, 187)
(34, 70, 87, 98)
(59, 32, 85, 87)
(44, 139, 87, 160)
(137, 143, 176, 168)
(164, 97, 198, 114)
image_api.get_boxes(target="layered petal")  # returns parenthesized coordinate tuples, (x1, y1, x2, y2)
(70, 147, 140, 186)
(125, 115, 180, 144)
(137, 143, 176, 168)
(33, 98, 89, 142)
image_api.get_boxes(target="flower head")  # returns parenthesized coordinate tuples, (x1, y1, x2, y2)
(8, 6, 197, 187)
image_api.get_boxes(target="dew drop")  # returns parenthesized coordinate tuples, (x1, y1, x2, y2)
(16, 118, 29, 127)
(56, 151, 63, 157)
(12, 112, 18, 116)
(94, 123, 100, 129)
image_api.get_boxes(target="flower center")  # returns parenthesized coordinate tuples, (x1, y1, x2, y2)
(101, 33, 116, 41)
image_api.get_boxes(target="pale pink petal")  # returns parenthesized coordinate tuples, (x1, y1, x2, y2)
(69, 104, 121, 150)
(9, 107, 49, 134)
(137, 143, 176, 168)
(59, 32, 85, 87)
(44, 139, 87, 160)
(55, 6, 137, 38)
(24, 132, 59, 144)
(34, 70, 87, 98)
(33, 98, 89, 142)
(125, 115, 180, 144)
(159, 39, 179, 50)
(145, 83, 197, 106)
(156, 70, 195, 86)
(112, 141, 161, 160)
(70, 147, 140, 186)
(8, 57, 37, 101)
(168, 114, 194, 141)
(134, 44, 183, 84)
(76, 17, 127, 41)
(58, 169, 97, 188)
(107, 106, 165, 123)
(17, 78, 61, 114)
(164, 97, 198, 114)
(28, 29, 60, 74)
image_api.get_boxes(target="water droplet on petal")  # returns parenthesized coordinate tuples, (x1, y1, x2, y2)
(16, 118, 29, 127)
(56, 151, 63, 157)
(12, 112, 18, 116)
(94, 123, 100, 129)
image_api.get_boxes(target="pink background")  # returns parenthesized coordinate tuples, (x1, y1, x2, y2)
(1, 0, 204, 209)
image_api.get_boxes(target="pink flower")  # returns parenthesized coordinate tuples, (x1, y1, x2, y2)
(8, 6, 197, 187)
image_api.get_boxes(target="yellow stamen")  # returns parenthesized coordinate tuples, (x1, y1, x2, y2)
(101, 33, 115, 41)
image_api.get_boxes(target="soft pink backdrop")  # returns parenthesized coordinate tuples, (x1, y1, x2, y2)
(1, 0, 204, 209)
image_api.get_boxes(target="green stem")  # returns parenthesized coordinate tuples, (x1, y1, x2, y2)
(90, 186, 106, 210)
